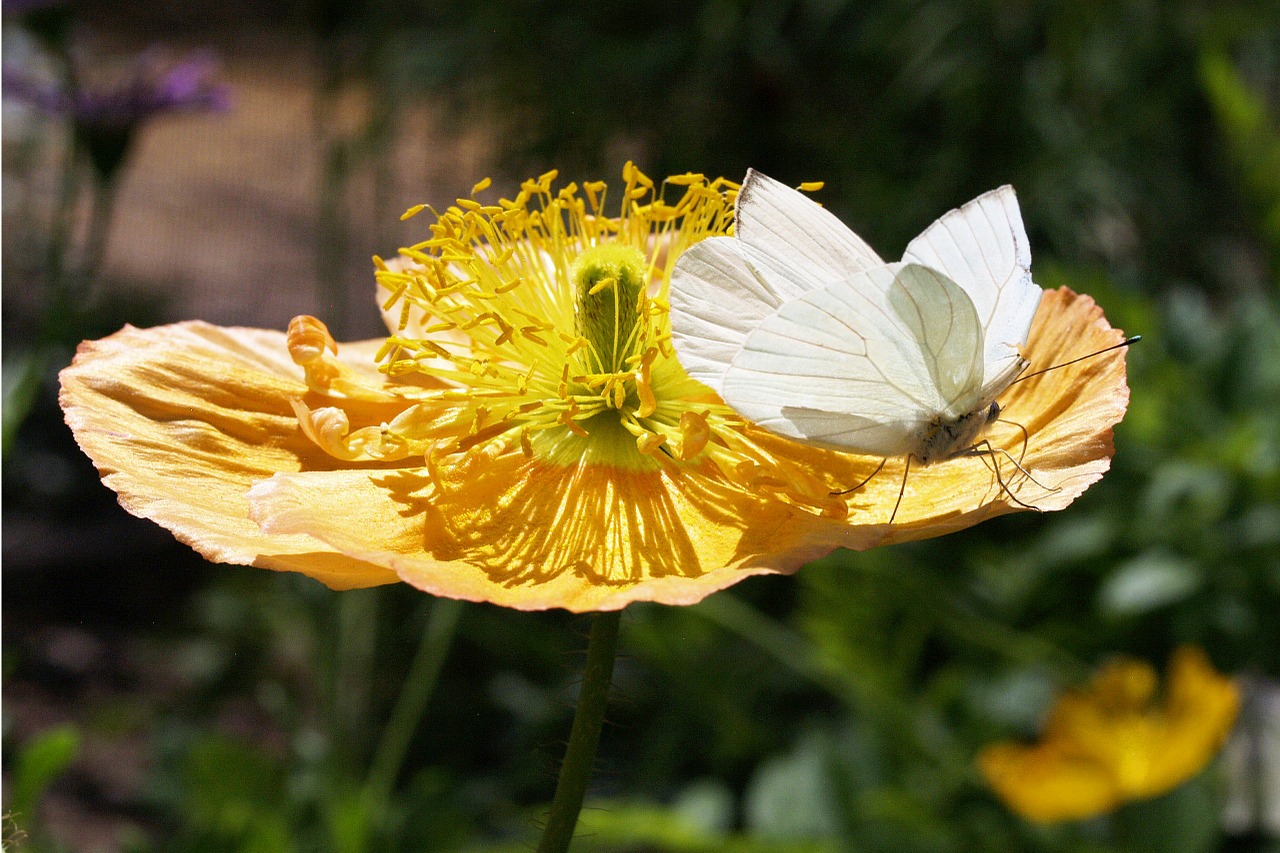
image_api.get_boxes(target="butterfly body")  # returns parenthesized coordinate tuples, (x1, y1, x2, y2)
(914, 400, 1001, 465)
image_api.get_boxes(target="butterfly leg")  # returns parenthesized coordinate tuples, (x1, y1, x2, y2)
(889, 455, 911, 524)
(997, 417, 1032, 469)
(992, 442, 1056, 494)
(970, 439, 1051, 510)
(830, 457, 887, 496)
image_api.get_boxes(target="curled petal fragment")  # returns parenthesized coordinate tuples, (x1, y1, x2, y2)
(288, 314, 433, 401)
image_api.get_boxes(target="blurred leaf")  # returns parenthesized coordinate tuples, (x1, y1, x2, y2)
(236, 817, 297, 853)
(967, 667, 1056, 730)
(1112, 776, 1222, 853)
(1, 348, 50, 458)
(573, 799, 840, 852)
(324, 789, 374, 853)
(576, 801, 716, 848)
(1200, 49, 1280, 262)
(9, 725, 79, 828)
(671, 778, 735, 835)
(1098, 551, 1202, 617)
(182, 734, 286, 833)
(1137, 460, 1233, 536)
(744, 730, 844, 840)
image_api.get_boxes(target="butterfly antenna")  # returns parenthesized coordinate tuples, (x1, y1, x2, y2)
(1011, 335, 1141, 385)
(831, 457, 887, 496)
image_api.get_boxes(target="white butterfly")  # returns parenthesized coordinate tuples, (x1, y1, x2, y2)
(669, 169, 1043, 468)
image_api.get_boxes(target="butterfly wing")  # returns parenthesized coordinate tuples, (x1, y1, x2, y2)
(669, 170, 885, 395)
(902, 186, 1041, 396)
(669, 237, 827, 394)
(734, 168, 884, 283)
(720, 263, 987, 456)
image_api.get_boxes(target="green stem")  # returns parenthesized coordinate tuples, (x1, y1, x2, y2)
(536, 610, 622, 853)
(333, 587, 379, 771)
(81, 173, 121, 306)
(363, 597, 463, 807)
(316, 142, 351, 337)
(43, 132, 84, 334)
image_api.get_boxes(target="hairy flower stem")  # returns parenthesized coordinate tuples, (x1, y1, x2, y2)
(536, 610, 622, 853)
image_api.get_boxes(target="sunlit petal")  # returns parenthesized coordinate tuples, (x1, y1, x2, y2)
(60, 321, 400, 589)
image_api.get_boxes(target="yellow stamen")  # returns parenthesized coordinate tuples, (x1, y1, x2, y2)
(678, 411, 710, 460)
(361, 167, 851, 515)
(637, 431, 666, 456)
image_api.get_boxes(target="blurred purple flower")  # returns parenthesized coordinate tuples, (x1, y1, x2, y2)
(2, 0, 65, 15)
(3, 46, 231, 178)
(4, 47, 231, 128)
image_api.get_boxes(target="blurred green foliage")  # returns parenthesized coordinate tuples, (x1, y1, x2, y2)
(7, 725, 80, 847)
(4, 0, 1280, 851)
(418, 0, 1278, 292)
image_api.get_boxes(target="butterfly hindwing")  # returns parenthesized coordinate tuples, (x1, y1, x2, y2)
(722, 263, 986, 456)
(885, 264, 989, 415)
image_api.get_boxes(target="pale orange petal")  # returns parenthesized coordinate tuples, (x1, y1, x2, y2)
(248, 452, 876, 612)
(59, 321, 400, 590)
(863, 287, 1132, 540)
(999, 287, 1132, 505)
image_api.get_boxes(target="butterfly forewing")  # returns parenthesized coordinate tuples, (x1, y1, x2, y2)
(734, 169, 884, 285)
(902, 186, 1041, 392)
(668, 238, 790, 394)
(670, 236, 835, 395)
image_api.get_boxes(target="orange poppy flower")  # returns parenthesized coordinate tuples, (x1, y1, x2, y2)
(979, 647, 1241, 822)
(60, 166, 1131, 611)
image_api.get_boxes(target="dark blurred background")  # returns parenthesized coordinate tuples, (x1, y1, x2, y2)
(4, 1, 1279, 851)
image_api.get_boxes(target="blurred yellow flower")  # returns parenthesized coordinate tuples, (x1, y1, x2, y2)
(60, 165, 1130, 612)
(979, 647, 1241, 823)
